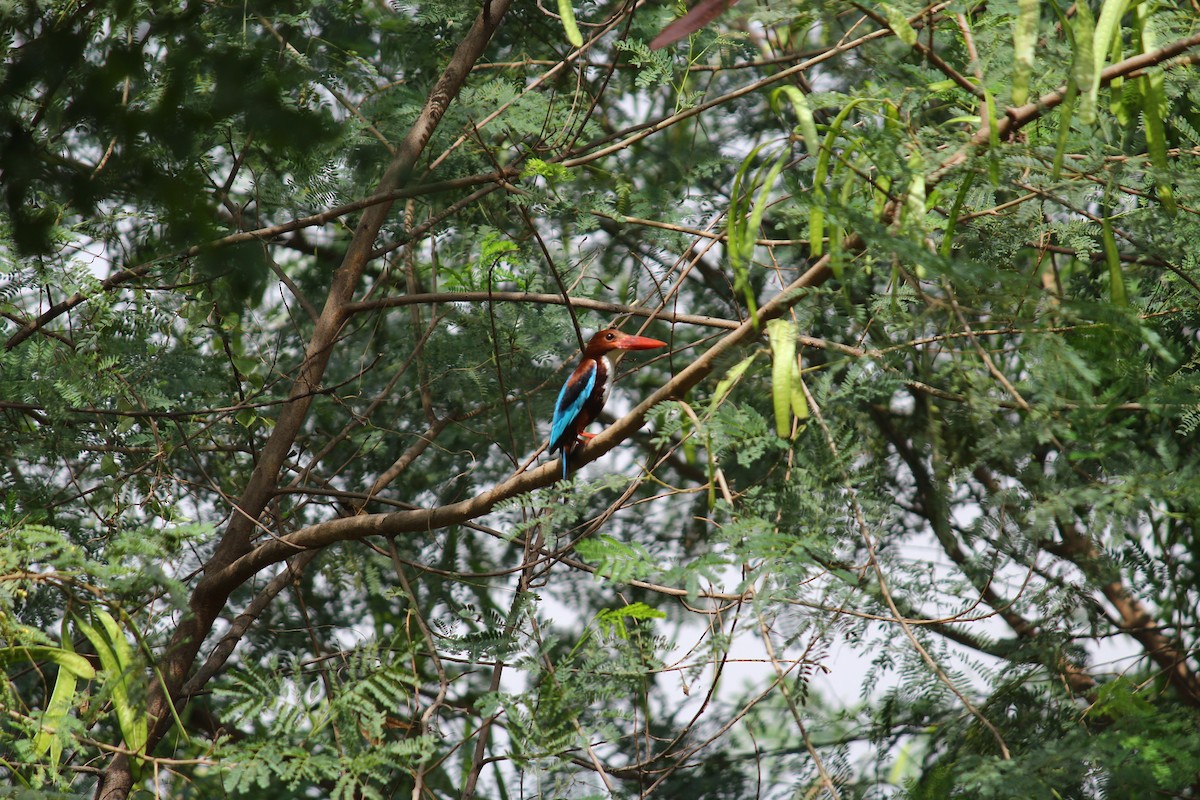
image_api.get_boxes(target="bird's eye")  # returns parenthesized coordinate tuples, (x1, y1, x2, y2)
(606, 332, 616, 340)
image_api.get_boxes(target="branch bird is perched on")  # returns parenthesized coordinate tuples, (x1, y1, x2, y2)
(550, 328, 667, 478)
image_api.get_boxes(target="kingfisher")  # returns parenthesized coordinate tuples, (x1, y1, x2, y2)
(550, 328, 667, 478)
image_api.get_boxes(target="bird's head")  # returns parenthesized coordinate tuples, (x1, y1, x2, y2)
(584, 328, 667, 356)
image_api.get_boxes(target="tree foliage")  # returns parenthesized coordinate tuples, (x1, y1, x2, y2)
(3, 0, 1200, 798)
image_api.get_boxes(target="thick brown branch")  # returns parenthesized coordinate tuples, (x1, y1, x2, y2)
(179, 550, 320, 699)
(930, 30, 1200, 184)
(5, 263, 156, 351)
(346, 291, 739, 330)
(198, 258, 835, 604)
(1054, 519, 1200, 705)
(93, 2, 516, 796)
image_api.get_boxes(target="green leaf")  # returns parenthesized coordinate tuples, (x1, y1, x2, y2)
(75, 610, 148, 756)
(728, 144, 786, 318)
(771, 86, 820, 159)
(1135, 1, 1177, 214)
(1052, 80, 1079, 179)
(880, 3, 918, 45)
(728, 145, 763, 269)
(557, 0, 584, 48)
(595, 602, 666, 639)
(1089, 676, 1155, 719)
(1108, 24, 1130, 124)
(32, 623, 82, 767)
(1079, 0, 1129, 126)
(904, 148, 926, 232)
(575, 535, 658, 584)
(768, 319, 797, 438)
(983, 89, 1001, 183)
(811, 99, 868, 257)
(940, 171, 975, 258)
(1072, 0, 1097, 124)
(477, 230, 520, 264)
(0, 646, 96, 680)
(744, 154, 786, 263)
(1093, 0, 1131, 79)
(33, 664, 78, 766)
(1101, 213, 1127, 306)
(1011, 0, 1039, 106)
(789, 356, 809, 423)
(521, 157, 571, 183)
(708, 352, 759, 416)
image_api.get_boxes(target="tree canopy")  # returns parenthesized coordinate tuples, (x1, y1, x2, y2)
(4, 0, 1200, 798)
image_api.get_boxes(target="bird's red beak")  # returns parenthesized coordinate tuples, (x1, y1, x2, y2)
(613, 334, 667, 350)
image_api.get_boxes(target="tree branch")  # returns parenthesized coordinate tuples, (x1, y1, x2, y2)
(93, 2, 516, 796)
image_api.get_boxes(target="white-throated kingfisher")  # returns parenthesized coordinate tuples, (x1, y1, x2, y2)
(550, 328, 667, 478)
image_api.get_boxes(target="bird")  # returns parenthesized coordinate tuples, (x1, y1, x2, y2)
(550, 328, 667, 479)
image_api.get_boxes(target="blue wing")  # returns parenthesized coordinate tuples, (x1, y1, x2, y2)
(550, 361, 597, 453)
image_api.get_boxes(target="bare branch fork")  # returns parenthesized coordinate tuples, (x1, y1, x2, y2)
(207, 254, 831, 591)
